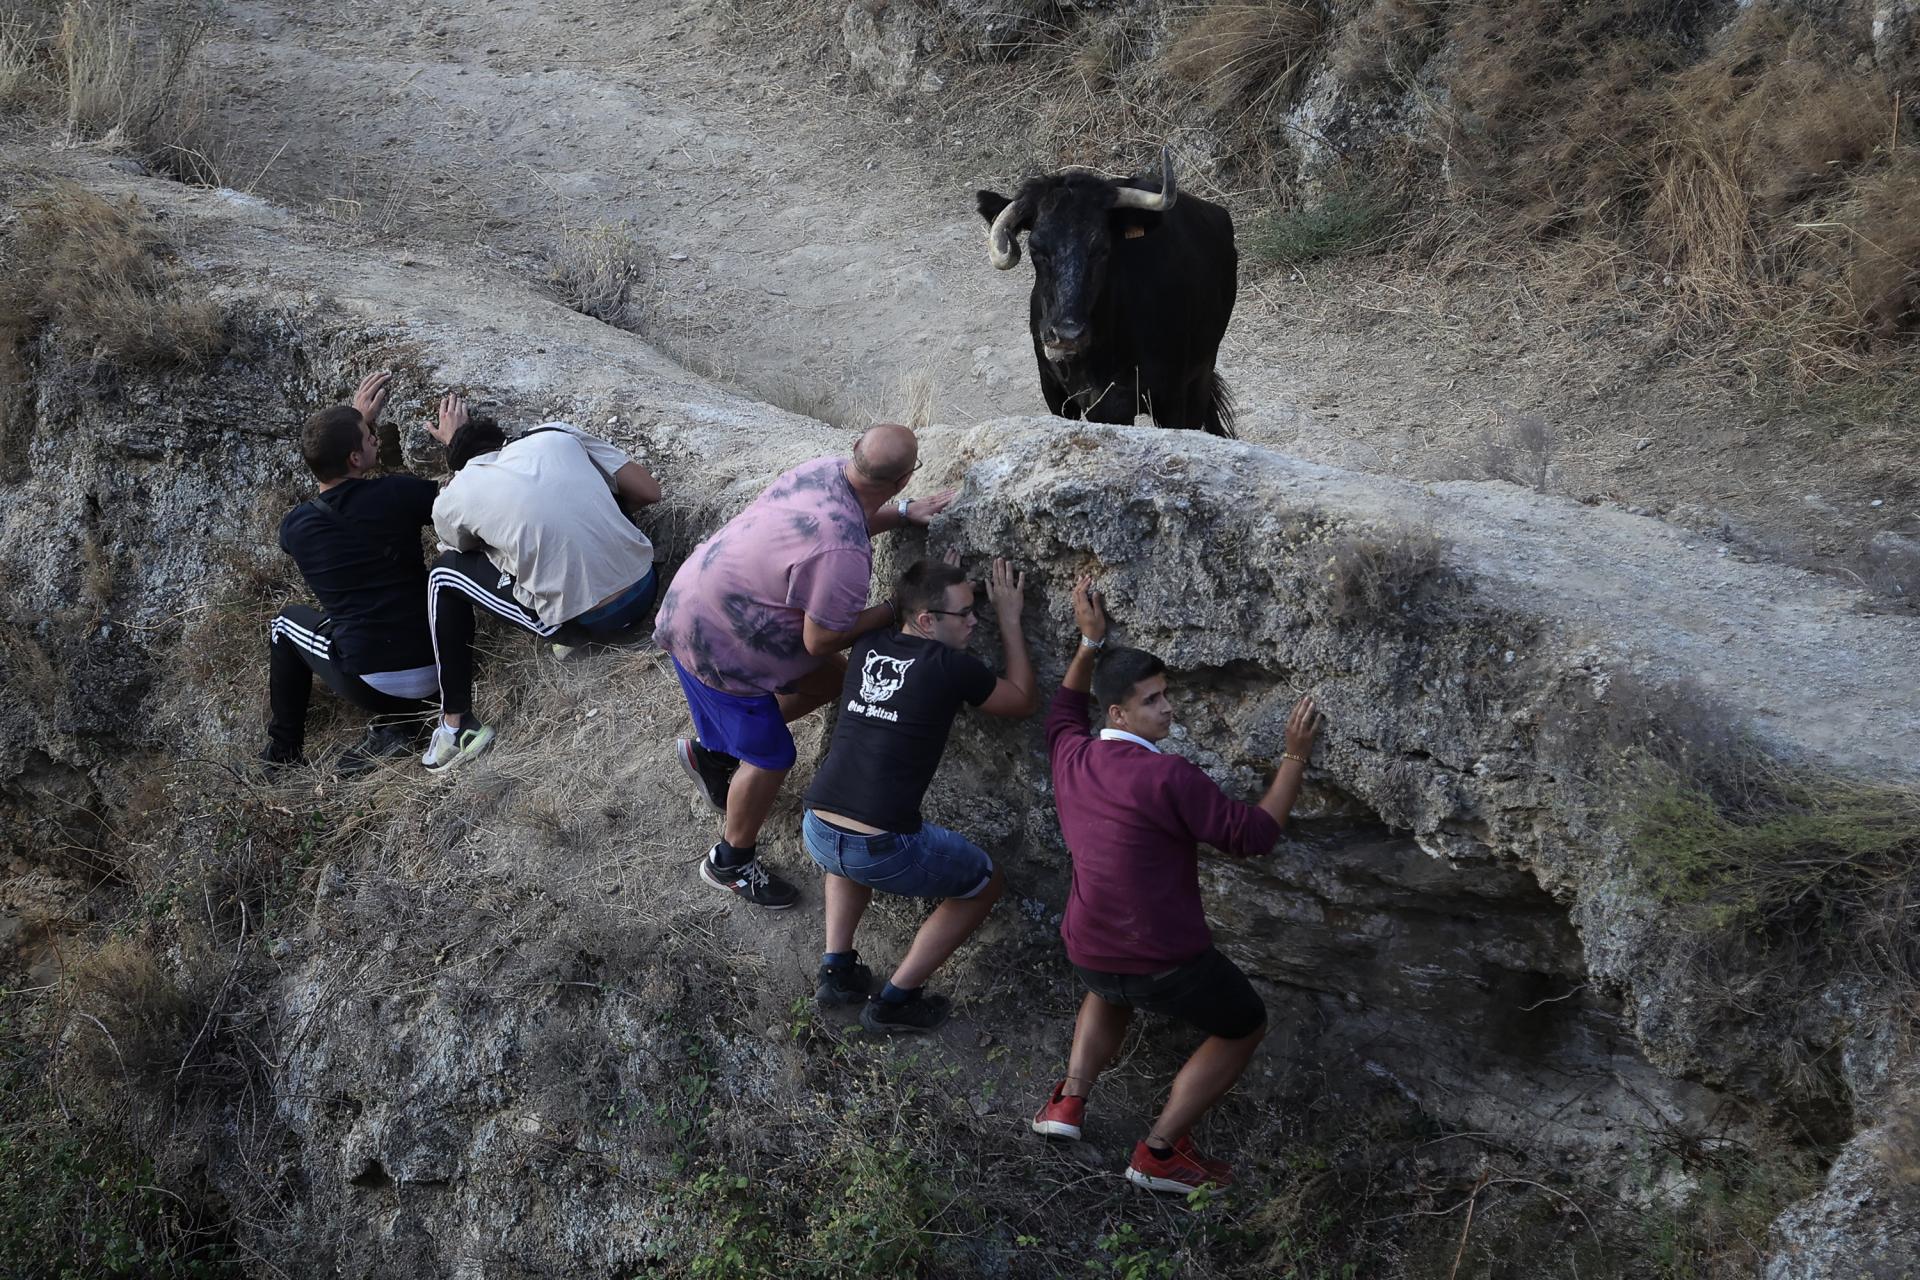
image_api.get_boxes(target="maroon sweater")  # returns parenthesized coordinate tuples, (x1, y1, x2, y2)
(1046, 686, 1281, 974)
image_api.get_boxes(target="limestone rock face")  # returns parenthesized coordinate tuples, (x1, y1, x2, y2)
(1765, 1112, 1920, 1279)
(842, 0, 947, 94)
(5, 165, 1920, 1271)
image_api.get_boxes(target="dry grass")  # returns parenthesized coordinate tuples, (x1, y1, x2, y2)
(0, 0, 221, 182)
(0, 182, 225, 373)
(545, 221, 649, 328)
(58, 933, 196, 1085)
(1328, 0, 1444, 89)
(1424, 6, 1920, 382)
(1166, 0, 1326, 114)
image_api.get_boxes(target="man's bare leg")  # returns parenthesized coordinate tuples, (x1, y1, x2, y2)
(1063, 992, 1134, 1097)
(722, 762, 789, 849)
(1144, 1024, 1268, 1147)
(823, 874, 873, 954)
(889, 867, 1004, 990)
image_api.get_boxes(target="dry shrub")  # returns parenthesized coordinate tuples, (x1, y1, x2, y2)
(59, 933, 196, 1086)
(1479, 412, 1556, 492)
(545, 221, 648, 328)
(1317, 527, 1446, 621)
(1166, 0, 1327, 115)
(0, 182, 225, 372)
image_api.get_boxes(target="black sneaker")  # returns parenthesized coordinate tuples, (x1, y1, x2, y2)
(698, 846, 799, 910)
(675, 738, 737, 812)
(816, 954, 875, 1007)
(258, 743, 306, 772)
(860, 991, 952, 1034)
(338, 722, 420, 775)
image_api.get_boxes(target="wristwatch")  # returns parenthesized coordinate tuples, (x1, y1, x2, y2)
(895, 496, 912, 520)
(1079, 634, 1106, 651)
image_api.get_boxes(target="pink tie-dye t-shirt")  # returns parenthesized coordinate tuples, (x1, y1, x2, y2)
(654, 456, 872, 695)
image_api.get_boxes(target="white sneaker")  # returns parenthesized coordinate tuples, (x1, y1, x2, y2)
(422, 721, 495, 771)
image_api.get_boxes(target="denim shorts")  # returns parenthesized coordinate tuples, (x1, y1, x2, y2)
(802, 810, 994, 899)
(670, 654, 796, 771)
(570, 565, 658, 637)
(1074, 947, 1267, 1040)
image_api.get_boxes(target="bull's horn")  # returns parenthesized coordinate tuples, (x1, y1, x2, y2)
(988, 196, 1026, 270)
(1112, 147, 1177, 214)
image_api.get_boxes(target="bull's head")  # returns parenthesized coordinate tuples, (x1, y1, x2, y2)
(976, 149, 1178, 364)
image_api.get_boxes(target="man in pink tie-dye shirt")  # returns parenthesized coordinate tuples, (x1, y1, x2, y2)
(655, 424, 955, 908)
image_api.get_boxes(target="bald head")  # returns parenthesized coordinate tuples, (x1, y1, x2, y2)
(851, 423, 918, 487)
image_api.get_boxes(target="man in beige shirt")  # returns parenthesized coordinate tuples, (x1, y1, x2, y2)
(422, 392, 663, 770)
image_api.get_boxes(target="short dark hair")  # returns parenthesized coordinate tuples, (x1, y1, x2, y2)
(446, 416, 505, 472)
(300, 405, 366, 482)
(895, 559, 969, 622)
(1093, 646, 1166, 708)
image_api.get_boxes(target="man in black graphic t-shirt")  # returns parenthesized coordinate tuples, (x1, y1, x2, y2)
(265, 371, 439, 770)
(802, 555, 1038, 1032)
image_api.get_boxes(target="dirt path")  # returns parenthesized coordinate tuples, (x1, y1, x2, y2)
(197, 0, 1914, 592)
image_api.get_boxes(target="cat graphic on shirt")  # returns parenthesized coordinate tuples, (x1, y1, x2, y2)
(859, 651, 914, 703)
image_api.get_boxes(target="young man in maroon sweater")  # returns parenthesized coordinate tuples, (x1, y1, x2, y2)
(1031, 577, 1324, 1194)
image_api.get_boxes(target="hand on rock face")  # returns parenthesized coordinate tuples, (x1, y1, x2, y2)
(908, 488, 957, 525)
(1284, 696, 1325, 758)
(352, 370, 392, 427)
(1072, 575, 1106, 643)
(985, 558, 1025, 618)
(941, 546, 963, 567)
(430, 392, 468, 446)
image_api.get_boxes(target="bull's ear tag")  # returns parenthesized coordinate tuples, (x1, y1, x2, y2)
(1123, 225, 1146, 239)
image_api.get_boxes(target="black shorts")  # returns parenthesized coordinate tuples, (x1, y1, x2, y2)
(1073, 947, 1267, 1041)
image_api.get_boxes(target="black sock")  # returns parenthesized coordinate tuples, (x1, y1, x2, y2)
(879, 981, 918, 1004)
(1146, 1139, 1174, 1157)
(711, 840, 755, 869)
(822, 951, 856, 970)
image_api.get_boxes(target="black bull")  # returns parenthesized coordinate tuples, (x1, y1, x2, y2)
(976, 150, 1238, 437)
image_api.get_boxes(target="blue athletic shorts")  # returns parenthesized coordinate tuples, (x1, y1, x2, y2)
(670, 654, 796, 771)
(802, 809, 994, 899)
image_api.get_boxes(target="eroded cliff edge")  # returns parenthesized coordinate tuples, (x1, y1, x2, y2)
(4, 159, 1916, 1275)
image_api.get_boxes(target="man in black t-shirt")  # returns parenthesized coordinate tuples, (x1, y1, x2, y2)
(802, 555, 1038, 1032)
(265, 371, 439, 770)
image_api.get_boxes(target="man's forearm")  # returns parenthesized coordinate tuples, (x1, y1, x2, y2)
(1257, 759, 1308, 829)
(1063, 639, 1098, 693)
(804, 603, 896, 655)
(1000, 619, 1036, 700)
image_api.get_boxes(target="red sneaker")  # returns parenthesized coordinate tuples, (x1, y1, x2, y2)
(1126, 1140, 1233, 1193)
(1174, 1136, 1233, 1183)
(1031, 1081, 1086, 1140)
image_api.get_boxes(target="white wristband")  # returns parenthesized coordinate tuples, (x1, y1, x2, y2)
(1079, 635, 1105, 651)
(895, 496, 912, 520)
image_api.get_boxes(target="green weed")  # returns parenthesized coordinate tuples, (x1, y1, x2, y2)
(1251, 186, 1400, 267)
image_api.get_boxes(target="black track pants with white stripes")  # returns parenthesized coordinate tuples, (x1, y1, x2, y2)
(427, 548, 561, 719)
(268, 605, 433, 759)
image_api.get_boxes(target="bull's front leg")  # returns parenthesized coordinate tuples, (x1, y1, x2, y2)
(1078, 371, 1139, 425)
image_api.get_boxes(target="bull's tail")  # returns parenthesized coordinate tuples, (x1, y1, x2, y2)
(1206, 371, 1238, 439)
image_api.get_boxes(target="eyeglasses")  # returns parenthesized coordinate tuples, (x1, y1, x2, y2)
(925, 607, 976, 620)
